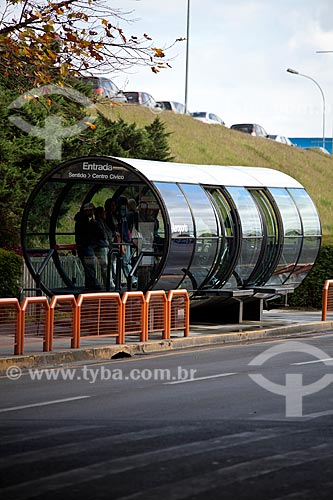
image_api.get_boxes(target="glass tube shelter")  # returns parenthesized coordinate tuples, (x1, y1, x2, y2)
(21, 156, 321, 320)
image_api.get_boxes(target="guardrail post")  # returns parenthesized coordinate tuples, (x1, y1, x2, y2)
(20, 296, 50, 353)
(145, 290, 168, 341)
(122, 291, 145, 342)
(49, 295, 78, 351)
(167, 290, 190, 338)
(76, 292, 123, 347)
(0, 298, 22, 355)
(322, 279, 333, 321)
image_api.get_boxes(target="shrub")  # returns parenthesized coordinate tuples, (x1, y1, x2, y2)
(0, 248, 23, 298)
(288, 245, 333, 309)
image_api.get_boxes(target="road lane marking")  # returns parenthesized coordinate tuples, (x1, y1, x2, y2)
(292, 357, 333, 366)
(0, 396, 90, 413)
(164, 373, 238, 385)
(303, 409, 333, 419)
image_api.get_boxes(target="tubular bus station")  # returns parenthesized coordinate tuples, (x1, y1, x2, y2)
(21, 156, 321, 323)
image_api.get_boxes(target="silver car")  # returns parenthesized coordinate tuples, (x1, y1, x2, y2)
(191, 112, 225, 125)
(268, 135, 295, 146)
(157, 101, 188, 114)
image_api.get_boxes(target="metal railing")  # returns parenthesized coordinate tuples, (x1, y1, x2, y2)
(0, 298, 22, 355)
(322, 279, 333, 320)
(0, 290, 189, 355)
(168, 290, 190, 337)
(76, 292, 123, 346)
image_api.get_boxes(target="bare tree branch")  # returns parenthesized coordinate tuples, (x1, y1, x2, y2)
(0, 0, 184, 88)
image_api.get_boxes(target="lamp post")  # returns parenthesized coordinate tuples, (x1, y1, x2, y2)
(184, 0, 190, 114)
(286, 68, 326, 149)
(316, 50, 333, 154)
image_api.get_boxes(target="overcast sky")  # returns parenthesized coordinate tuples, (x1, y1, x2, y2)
(2, 0, 333, 138)
(112, 0, 333, 138)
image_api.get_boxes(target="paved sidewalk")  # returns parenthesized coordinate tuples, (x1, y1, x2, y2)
(1, 309, 332, 373)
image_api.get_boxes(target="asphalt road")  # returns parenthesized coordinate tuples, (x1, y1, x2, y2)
(1, 332, 333, 499)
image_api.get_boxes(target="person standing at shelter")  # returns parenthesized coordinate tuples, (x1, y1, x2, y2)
(104, 197, 119, 234)
(116, 196, 132, 279)
(93, 206, 115, 289)
(127, 198, 139, 234)
(74, 203, 100, 290)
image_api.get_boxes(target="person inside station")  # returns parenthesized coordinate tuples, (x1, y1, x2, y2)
(93, 206, 115, 290)
(104, 195, 138, 287)
(74, 202, 101, 290)
(104, 197, 119, 234)
(116, 196, 137, 286)
(127, 198, 139, 234)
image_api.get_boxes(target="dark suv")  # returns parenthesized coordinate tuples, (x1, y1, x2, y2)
(80, 76, 127, 102)
(230, 123, 268, 137)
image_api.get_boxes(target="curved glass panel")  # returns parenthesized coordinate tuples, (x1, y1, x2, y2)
(179, 184, 219, 288)
(286, 189, 321, 284)
(267, 188, 302, 285)
(207, 189, 237, 287)
(289, 189, 321, 236)
(248, 189, 281, 285)
(270, 188, 302, 237)
(224, 187, 263, 286)
(180, 184, 218, 237)
(290, 237, 321, 284)
(152, 182, 195, 290)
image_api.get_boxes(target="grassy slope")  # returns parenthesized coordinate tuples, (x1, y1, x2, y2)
(97, 102, 333, 244)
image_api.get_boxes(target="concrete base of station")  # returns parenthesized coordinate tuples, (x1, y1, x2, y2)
(190, 297, 264, 324)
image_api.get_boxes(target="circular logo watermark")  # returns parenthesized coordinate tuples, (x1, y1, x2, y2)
(6, 366, 22, 381)
(8, 84, 97, 160)
(248, 341, 333, 417)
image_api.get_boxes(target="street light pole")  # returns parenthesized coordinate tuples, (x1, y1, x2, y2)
(316, 50, 333, 154)
(286, 68, 326, 149)
(184, 0, 190, 114)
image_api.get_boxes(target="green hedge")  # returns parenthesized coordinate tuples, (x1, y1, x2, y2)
(0, 248, 22, 298)
(288, 245, 333, 309)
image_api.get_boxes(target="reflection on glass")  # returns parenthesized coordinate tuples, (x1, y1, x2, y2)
(289, 189, 321, 236)
(285, 237, 321, 285)
(225, 187, 263, 285)
(180, 184, 218, 237)
(269, 188, 301, 236)
(206, 189, 238, 287)
(248, 189, 280, 285)
(267, 237, 302, 285)
(226, 187, 262, 237)
(153, 182, 194, 289)
(180, 184, 219, 288)
(154, 183, 194, 238)
(233, 238, 263, 283)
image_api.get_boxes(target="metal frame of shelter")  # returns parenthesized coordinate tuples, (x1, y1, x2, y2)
(21, 156, 321, 322)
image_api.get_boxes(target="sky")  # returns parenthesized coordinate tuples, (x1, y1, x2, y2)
(108, 0, 333, 139)
(2, 0, 333, 138)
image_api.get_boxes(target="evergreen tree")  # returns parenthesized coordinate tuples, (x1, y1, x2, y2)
(145, 118, 174, 161)
(0, 83, 172, 248)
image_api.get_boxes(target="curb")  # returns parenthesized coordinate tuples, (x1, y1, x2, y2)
(1, 321, 332, 374)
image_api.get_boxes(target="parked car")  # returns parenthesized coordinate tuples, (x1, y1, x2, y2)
(157, 101, 188, 114)
(191, 112, 225, 125)
(79, 76, 127, 102)
(123, 91, 160, 109)
(268, 134, 295, 146)
(230, 123, 268, 137)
